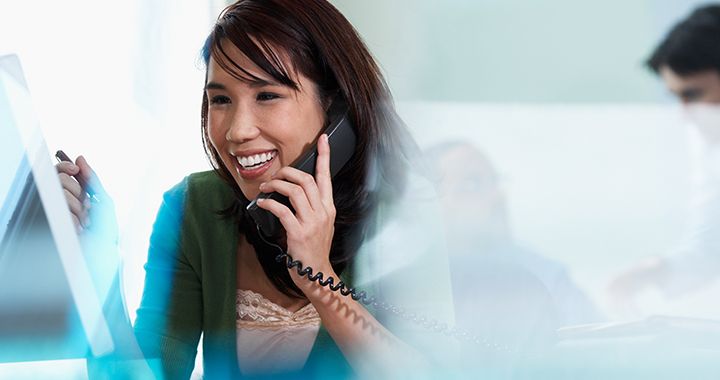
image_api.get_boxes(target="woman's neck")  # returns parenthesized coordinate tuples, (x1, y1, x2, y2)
(236, 235, 309, 312)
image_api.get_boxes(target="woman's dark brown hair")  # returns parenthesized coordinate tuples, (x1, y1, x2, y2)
(200, 0, 413, 298)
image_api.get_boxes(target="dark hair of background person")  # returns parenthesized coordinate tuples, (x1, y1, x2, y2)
(200, 0, 415, 299)
(647, 4, 720, 75)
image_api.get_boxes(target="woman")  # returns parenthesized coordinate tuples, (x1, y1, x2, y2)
(57, 0, 438, 378)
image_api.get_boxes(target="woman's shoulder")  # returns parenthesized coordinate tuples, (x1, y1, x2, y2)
(185, 170, 231, 191)
(162, 170, 235, 211)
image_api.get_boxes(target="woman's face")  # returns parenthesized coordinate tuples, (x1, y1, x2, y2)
(206, 42, 326, 199)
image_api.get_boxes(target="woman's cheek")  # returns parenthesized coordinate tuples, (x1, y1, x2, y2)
(207, 122, 224, 151)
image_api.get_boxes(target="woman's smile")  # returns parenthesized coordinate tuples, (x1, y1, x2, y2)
(232, 149, 278, 180)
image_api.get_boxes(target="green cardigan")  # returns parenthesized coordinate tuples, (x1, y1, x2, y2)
(115, 171, 351, 379)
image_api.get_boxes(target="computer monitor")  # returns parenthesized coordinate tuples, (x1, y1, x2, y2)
(0, 54, 114, 362)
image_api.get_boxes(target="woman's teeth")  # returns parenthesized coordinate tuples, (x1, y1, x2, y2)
(237, 151, 276, 169)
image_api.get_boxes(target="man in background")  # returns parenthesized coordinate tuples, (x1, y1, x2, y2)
(426, 141, 602, 345)
(609, 4, 720, 311)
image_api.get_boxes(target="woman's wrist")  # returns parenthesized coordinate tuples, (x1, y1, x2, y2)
(288, 260, 338, 300)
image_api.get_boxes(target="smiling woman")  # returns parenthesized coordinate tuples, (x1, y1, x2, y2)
(54, 0, 433, 379)
(198, 0, 416, 316)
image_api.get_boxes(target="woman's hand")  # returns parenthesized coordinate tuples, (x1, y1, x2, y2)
(55, 155, 117, 240)
(257, 135, 428, 376)
(256, 134, 336, 285)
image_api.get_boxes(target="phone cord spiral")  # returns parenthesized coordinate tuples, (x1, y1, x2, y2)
(255, 226, 517, 354)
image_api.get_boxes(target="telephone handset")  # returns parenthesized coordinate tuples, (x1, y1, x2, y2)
(246, 97, 357, 238)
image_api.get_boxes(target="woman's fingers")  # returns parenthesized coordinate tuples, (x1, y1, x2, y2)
(64, 189, 87, 227)
(55, 161, 80, 176)
(58, 172, 84, 200)
(270, 166, 323, 211)
(269, 134, 335, 213)
(258, 134, 337, 237)
(76, 155, 107, 201)
(56, 161, 85, 233)
(76, 155, 92, 180)
(259, 179, 313, 220)
(55, 155, 106, 234)
(56, 161, 84, 198)
(256, 197, 301, 232)
(315, 134, 335, 212)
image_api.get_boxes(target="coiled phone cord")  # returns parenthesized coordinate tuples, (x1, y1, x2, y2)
(256, 226, 517, 354)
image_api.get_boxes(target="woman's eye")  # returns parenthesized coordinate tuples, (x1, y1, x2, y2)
(209, 95, 231, 105)
(257, 92, 280, 101)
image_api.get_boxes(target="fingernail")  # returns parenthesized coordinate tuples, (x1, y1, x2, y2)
(259, 182, 266, 189)
(256, 198, 264, 204)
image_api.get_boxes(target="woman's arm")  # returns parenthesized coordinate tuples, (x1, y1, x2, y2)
(59, 159, 202, 379)
(256, 134, 426, 376)
(292, 266, 426, 377)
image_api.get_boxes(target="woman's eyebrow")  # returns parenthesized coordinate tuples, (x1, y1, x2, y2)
(247, 78, 281, 88)
(205, 81, 226, 91)
(205, 79, 280, 90)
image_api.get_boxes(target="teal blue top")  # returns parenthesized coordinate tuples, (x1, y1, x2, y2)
(93, 171, 352, 379)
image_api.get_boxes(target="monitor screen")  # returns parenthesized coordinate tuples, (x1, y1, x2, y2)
(0, 54, 113, 362)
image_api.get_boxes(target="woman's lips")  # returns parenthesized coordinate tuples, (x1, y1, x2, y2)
(234, 154, 276, 180)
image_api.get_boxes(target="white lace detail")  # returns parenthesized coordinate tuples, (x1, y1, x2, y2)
(236, 289, 320, 329)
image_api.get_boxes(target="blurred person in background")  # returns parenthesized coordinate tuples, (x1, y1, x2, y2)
(608, 4, 720, 314)
(425, 141, 602, 375)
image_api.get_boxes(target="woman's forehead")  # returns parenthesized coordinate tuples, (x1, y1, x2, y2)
(207, 51, 268, 82)
(206, 41, 323, 99)
(208, 38, 298, 84)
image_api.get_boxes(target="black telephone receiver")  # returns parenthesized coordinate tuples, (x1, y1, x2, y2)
(246, 97, 357, 238)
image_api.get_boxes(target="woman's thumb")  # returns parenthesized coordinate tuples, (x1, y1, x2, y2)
(75, 155, 105, 194)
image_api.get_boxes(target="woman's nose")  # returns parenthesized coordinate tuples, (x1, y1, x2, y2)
(226, 107, 260, 143)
